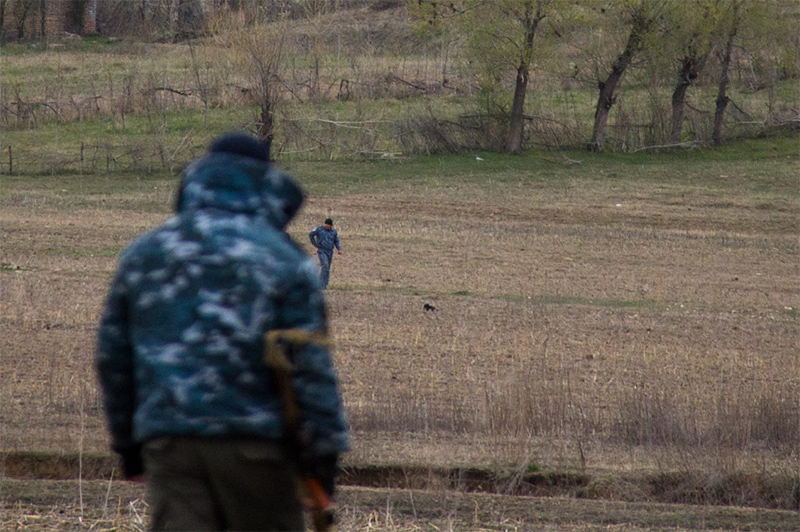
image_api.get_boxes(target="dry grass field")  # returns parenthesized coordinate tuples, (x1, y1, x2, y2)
(1, 138, 799, 530)
(4, 478, 800, 531)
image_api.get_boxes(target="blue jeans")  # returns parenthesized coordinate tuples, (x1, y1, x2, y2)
(317, 250, 333, 288)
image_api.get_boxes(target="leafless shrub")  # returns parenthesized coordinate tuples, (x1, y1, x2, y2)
(481, 375, 577, 440)
(396, 110, 506, 155)
(721, 389, 800, 449)
(213, 12, 289, 155)
(613, 386, 700, 447)
(368, 0, 405, 11)
(613, 384, 800, 450)
(97, 0, 172, 40)
(115, 67, 139, 130)
(348, 390, 474, 434)
(647, 469, 800, 510)
(684, 100, 715, 142)
(608, 103, 654, 152)
(280, 102, 386, 159)
(187, 41, 225, 126)
(525, 114, 586, 150)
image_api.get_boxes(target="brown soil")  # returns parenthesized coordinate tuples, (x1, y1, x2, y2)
(1, 161, 798, 529)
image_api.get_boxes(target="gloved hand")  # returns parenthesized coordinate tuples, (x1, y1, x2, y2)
(313, 454, 339, 498)
(119, 444, 144, 479)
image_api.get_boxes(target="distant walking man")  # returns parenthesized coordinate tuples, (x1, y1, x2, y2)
(96, 133, 349, 531)
(309, 218, 342, 289)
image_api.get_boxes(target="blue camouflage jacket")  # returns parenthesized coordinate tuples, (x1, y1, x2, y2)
(309, 226, 341, 253)
(96, 151, 350, 476)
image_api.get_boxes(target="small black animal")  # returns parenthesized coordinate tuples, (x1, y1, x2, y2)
(423, 303, 437, 312)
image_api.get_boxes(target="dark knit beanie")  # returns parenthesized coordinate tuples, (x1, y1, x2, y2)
(324, 218, 333, 225)
(175, 132, 270, 212)
(209, 132, 269, 162)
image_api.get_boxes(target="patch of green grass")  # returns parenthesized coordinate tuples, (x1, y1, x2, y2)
(4, 106, 249, 143)
(288, 134, 797, 196)
(534, 294, 661, 309)
(3, 132, 796, 208)
(0, 262, 24, 272)
(0, 36, 126, 56)
(46, 246, 120, 259)
(0, 170, 175, 197)
(62, 35, 129, 54)
(331, 285, 664, 311)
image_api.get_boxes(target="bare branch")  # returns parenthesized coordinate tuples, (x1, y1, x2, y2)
(145, 87, 194, 97)
(633, 141, 703, 152)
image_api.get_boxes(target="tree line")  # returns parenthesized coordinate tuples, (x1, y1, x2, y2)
(409, 0, 798, 152)
(1, 0, 797, 156)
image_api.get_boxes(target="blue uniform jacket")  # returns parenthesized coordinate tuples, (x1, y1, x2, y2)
(309, 226, 341, 253)
(96, 152, 350, 476)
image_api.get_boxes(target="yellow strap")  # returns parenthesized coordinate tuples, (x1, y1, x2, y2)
(264, 329, 333, 370)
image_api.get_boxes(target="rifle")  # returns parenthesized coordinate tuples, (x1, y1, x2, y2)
(264, 329, 336, 532)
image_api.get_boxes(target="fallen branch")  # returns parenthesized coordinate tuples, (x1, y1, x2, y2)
(293, 118, 388, 130)
(387, 74, 430, 92)
(36, 102, 64, 122)
(633, 141, 702, 152)
(686, 102, 710, 115)
(386, 74, 445, 94)
(2, 104, 20, 117)
(728, 98, 754, 120)
(145, 87, 193, 97)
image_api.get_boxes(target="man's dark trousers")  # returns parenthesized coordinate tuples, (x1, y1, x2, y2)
(318, 249, 333, 289)
(143, 437, 304, 531)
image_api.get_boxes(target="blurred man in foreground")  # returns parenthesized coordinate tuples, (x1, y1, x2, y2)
(96, 132, 349, 531)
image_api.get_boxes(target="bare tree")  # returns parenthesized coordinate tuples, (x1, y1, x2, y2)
(300, 0, 333, 99)
(11, 0, 38, 41)
(413, 1, 556, 154)
(216, 12, 289, 156)
(712, 0, 742, 146)
(588, 0, 666, 152)
(670, 55, 711, 143)
(176, 0, 204, 39)
(38, 0, 44, 44)
(506, 1, 546, 154)
(667, 0, 717, 143)
(0, 0, 8, 43)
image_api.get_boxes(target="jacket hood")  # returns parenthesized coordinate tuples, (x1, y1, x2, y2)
(176, 152, 304, 230)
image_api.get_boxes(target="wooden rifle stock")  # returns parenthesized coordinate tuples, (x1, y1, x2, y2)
(264, 329, 335, 532)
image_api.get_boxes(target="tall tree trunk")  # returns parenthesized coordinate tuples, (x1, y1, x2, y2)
(588, 27, 642, 152)
(140, 0, 148, 34)
(15, 1, 31, 41)
(39, 0, 46, 44)
(257, 88, 274, 160)
(177, 0, 202, 38)
(311, 55, 320, 99)
(0, 0, 7, 44)
(670, 58, 695, 144)
(670, 50, 710, 144)
(506, 62, 530, 154)
(506, 2, 542, 154)
(713, 18, 737, 146)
